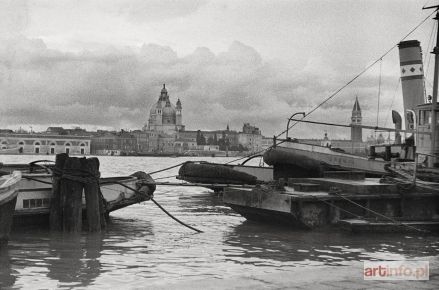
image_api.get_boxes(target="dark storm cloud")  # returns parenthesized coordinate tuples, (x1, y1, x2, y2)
(0, 35, 398, 137)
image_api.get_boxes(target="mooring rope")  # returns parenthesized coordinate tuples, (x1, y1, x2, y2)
(111, 181, 203, 233)
(147, 162, 187, 175)
(154, 175, 178, 181)
(22, 176, 53, 185)
(309, 195, 362, 220)
(332, 192, 428, 233)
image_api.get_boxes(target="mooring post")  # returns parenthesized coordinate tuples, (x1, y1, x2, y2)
(84, 158, 102, 232)
(50, 153, 68, 231)
(61, 157, 84, 232)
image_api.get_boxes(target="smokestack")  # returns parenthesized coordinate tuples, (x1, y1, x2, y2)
(398, 40, 425, 130)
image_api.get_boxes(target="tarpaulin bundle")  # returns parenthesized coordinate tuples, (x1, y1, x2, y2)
(178, 161, 257, 185)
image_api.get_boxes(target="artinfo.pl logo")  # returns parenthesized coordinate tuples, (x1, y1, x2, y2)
(364, 261, 429, 280)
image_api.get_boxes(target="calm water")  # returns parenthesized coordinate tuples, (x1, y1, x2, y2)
(1, 155, 439, 289)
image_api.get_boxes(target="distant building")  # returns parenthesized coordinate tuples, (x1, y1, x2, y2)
(351, 96, 362, 142)
(145, 84, 184, 134)
(0, 133, 90, 155)
(238, 123, 262, 153)
(298, 97, 368, 155)
(242, 123, 261, 135)
(46, 127, 66, 135)
(90, 130, 137, 155)
(138, 84, 185, 153)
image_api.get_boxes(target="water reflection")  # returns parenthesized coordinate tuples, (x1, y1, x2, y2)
(6, 216, 154, 288)
(0, 243, 16, 288)
(46, 232, 103, 287)
(223, 221, 439, 266)
(3, 156, 439, 288)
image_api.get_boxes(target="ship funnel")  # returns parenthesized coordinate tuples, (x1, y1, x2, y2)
(398, 40, 426, 130)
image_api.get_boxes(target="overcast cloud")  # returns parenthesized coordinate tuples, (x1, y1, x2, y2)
(0, 0, 436, 138)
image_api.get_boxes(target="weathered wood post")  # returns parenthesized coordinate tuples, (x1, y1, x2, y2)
(50, 153, 68, 231)
(83, 158, 103, 232)
(61, 157, 84, 232)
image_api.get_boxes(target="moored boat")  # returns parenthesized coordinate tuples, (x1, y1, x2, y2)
(0, 171, 21, 241)
(224, 6, 439, 232)
(338, 219, 439, 233)
(0, 161, 155, 227)
(223, 172, 439, 231)
(263, 140, 390, 179)
(263, 38, 430, 180)
(177, 156, 273, 191)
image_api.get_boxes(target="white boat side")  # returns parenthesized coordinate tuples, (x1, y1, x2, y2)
(231, 165, 273, 182)
(0, 171, 22, 204)
(13, 174, 151, 217)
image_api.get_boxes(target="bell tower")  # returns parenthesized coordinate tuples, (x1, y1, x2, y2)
(351, 96, 362, 142)
(176, 98, 182, 127)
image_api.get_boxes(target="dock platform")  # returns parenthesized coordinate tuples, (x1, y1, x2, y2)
(223, 177, 439, 230)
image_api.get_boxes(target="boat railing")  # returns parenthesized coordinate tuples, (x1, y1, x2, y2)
(285, 112, 306, 139)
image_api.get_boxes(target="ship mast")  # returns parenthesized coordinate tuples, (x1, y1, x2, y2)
(423, 5, 439, 167)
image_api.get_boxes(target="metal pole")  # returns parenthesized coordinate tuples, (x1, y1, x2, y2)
(413, 153, 418, 184)
(287, 118, 430, 135)
(286, 112, 306, 139)
(430, 12, 439, 167)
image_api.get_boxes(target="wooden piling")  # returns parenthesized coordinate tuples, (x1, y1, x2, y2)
(61, 157, 84, 233)
(84, 158, 102, 232)
(50, 153, 68, 231)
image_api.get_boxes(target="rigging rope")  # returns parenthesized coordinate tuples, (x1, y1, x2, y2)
(376, 58, 383, 129)
(424, 20, 436, 92)
(23, 176, 53, 185)
(220, 11, 437, 166)
(283, 10, 436, 135)
(147, 162, 186, 175)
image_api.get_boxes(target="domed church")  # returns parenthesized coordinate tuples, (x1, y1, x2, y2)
(146, 84, 184, 135)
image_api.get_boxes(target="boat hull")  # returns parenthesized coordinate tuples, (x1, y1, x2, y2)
(223, 179, 439, 231)
(177, 161, 273, 191)
(8, 172, 155, 227)
(0, 172, 21, 241)
(338, 219, 439, 233)
(264, 142, 389, 179)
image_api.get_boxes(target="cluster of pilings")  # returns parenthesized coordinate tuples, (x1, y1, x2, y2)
(49, 153, 106, 232)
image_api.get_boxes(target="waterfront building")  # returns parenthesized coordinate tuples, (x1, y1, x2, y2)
(145, 84, 184, 134)
(0, 132, 90, 155)
(139, 84, 186, 153)
(238, 123, 262, 153)
(137, 85, 267, 155)
(90, 130, 137, 155)
(298, 97, 368, 155)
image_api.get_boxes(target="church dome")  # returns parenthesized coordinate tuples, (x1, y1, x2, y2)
(147, 84, 181, 130)
(162, 100, 176, 124)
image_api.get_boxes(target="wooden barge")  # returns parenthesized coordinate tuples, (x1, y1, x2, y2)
(223, 171, 439, 232)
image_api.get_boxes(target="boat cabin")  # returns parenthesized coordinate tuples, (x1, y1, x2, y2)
(416, 103, 439, 166)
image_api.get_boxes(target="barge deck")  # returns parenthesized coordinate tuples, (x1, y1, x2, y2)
(223, 174, 439, 231)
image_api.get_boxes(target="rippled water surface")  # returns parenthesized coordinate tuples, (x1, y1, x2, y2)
(1, 155, 439, 289)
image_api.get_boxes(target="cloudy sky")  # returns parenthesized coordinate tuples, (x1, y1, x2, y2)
(0, 0, 436, 138)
